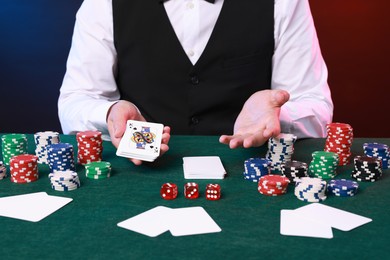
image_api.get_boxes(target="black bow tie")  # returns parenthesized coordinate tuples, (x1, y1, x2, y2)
(159, 0, 215, 3)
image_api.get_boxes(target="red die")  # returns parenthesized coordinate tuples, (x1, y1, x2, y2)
(184, 182, 199, 199)
(160, 183, 178, 200)
(206, 184, 221, 200)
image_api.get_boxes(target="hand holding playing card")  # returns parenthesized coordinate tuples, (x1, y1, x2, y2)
(108, 101, 170, 165)
(116, 120, 167, 163)
(107, 100, 146, 148)
(219, 89, 289, 149)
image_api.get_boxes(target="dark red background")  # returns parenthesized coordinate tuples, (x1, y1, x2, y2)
(1, 0, 389, 137)
(310, 0, 390, 137)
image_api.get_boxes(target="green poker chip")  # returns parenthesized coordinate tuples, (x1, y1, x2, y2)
(309, 151, 338, 180)
(1, 134, 28, 165)
(85, 161, 111, 179)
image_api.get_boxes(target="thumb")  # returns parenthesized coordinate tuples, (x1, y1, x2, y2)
(272, 90, 290, 107)
(113, 117, 127, 138)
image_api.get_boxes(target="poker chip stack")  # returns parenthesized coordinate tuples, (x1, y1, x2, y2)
(294, 177, 327, 202)
(34, 131, 60, 164)
(309, 151, 339, 180)
(47, 143, 76, 172)
(9, 154, 39, 183)
(324, 123, 353, 165)
(281, 160, 309, 183)
(327, 179, 359, 197)
(85, 161, 111, 179)
(76, 130, 103, 165)
(258, 174, 290, 196)
(266, 133, 297, 172)
(1, 134, 28, 165)
(351, 155, 382, 182)
(243, 157, 270, 182)
(363, 142, 389, 170)
(49, 170, 81, 191)
(0, 161, 7, 180)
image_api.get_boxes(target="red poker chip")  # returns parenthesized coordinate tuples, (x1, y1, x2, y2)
(258, 175, 289, 196)
(10, 154, 38, 164)
(326, 139, 353, 145)
(325, 122, 354, 166)
(259, 174, 290, 185)
(10, 168, 37, 173)
(326, 122, 353, 129)
(79, 150, 103, 154)
(10, 165, 37, 170)
(258, 186, 287, 193)
(326, 137, 353, 142)
(10, 174, 39, 183)
(325, 145, 351, 149)
(9, 154, 39, 181)
(79, 146, 103, 150)
(79, 153, 103, 157)
(77, 130, 104, 165)
(258, 187, 287, 196)
(77, 142, 102, 146)
(76, 130, 102, 138)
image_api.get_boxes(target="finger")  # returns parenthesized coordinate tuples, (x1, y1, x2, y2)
(130, 158, 143, 166)
(113, 119, 127, 139)
(220, 134, 246, 148)
(137, 114, 147, 122)
(243, 133, 268, 148)
(219, 135, 233, 145)
(107, 120, 121, 148)
(162, 133, 170, 144)
(263, 125, 281, 139)
(272, 89, 290, 107)
(160, 143, 169, 155)
(163, 126, 171, 135)
(110, 137, 121, 149)
(228, 136, 245, 149)
(161, 135, 171, 150)
(262, 128, 274, 139)
(263, 115, 281, 139)
(161, 126, 171, 145)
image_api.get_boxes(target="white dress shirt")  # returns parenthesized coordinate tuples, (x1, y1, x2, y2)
(58, 0, 333, 140)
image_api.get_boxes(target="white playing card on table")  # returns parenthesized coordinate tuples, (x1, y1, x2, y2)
(168, 206, 222, 236)
(0, 192, 73, 222)
(116, 120, 164, 162)
(183, 156, 226, 179)
(118, 206, 222, 237)
(293, 203, 372, 231)
(117, 206, 172, 237)
(280, 209, 333, 239)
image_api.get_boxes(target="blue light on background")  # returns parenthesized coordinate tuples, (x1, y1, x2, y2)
(0, 0, 82, 133)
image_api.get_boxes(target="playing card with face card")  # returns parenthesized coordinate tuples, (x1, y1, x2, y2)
(116, 120, 164, 162)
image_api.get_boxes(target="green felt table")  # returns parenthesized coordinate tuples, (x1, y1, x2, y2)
(0, 135, 389, 259)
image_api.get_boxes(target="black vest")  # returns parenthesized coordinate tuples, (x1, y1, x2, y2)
(113, 0, 274, 135)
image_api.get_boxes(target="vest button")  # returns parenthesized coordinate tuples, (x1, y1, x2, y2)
(191, 117, 199, 125)
(190, 76, 199, 85)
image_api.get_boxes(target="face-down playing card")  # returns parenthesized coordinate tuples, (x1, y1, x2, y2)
(117, 206, 222, 237)
(0, 192, 73, 222)
(117, 206, 172, 237)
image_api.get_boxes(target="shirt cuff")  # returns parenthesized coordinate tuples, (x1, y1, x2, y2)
(87, 100, 118, 140)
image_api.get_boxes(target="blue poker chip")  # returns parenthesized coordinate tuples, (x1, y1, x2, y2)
(245, 158, 270, 165)
(362, 143, 389, 170)
(46, 143, 75, 172)
(328, 179, 358, 190)
(328, 179, 358, 197)
(243, 175, 259, 182)
(334, 191, 356, 196)
(363, 142, 388, 151)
